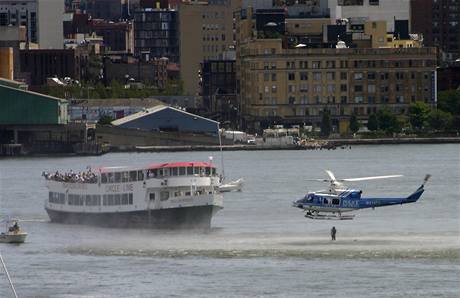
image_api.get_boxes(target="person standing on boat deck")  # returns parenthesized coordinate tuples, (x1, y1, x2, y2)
(331, 226, 337, 241)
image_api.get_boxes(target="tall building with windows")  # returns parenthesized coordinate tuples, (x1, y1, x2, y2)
(0, 0, 64, 49)
(179, 0, 238, 95)
(133, 8, 179, 62)
(411, 0, 460, 64)
(236, 8, 437, 131)
(328, 0, 410, 32)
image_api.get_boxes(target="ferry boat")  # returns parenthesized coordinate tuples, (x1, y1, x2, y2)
(44, 162, 223, 229)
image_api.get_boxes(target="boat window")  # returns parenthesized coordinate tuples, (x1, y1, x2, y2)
(163, 168, 170, 177)
(101, 173, 107, 184)
(107, 173, 115, 183)
(138, 170, 144, 181)
(122, 193, 129, 205)
(193, 167, 200, 175)
(174, 191, 181, 197)
(187, 167, 193, 175)
(114, 172, 121, 183)
(332, 198, 340, 205)
(49, 192, 65, 204)
(158, 169, 163, 177)
(211, 168, 216, 175)
(185, 191, 191, 196)
(108, 194, 115, 205)
(160, 191, 169, 201)
(68, 194, 84, 206)
(122, 172, 129, 183)
(149, 193, 155, 201)
(129, 171, 137, 181)
(129, 193, 133, 204)
(59, 193, 65, 204)
(103, 195, 108, 206)
(85, 195, 92, 205)
(324, 198, 329, 204)
(114, 194, 121, 205)
(205, 167, 211, 176)
(171, 167, 178, 176)
(179, 167, 186, 175)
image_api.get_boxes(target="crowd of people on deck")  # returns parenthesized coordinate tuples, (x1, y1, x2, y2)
(42, 168, 97, 183)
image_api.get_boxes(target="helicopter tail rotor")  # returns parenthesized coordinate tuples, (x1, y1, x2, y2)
(422, 174, 431, 186)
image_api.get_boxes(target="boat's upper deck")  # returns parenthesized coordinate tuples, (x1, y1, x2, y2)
(44, 162, 218, 184)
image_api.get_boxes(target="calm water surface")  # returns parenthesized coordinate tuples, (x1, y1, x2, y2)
(0, 144, 459, 297)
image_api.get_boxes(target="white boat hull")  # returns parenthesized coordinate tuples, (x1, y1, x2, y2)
(0, 232, 27, 243)
(219, 178, 244, 192)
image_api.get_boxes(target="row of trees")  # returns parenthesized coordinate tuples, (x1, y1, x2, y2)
(39, 79, 184, 100)
(319, 90, 460, 136)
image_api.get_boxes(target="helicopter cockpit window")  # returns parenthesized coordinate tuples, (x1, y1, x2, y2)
(332, 198, 340, 205)
(351, 192, 360, 198)
(307, 194, 314, 201)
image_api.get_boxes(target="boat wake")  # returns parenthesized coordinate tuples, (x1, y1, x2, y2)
(63, 246, 460, 260)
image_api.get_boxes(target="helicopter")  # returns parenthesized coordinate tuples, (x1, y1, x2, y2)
(293, 170, 430, 220)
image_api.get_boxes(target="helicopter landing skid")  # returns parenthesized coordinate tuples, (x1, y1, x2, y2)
(304, 212, 355, 220)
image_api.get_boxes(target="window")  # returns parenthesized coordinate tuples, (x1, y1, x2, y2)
(160, 191, 169, 201)
(313, 85, 322, 93)
(264, 72, 269, 81)
(288, 73, 296, 80)
(326, 61, 335, 68)
(368, 85, 376, 93)
(313, 72, 321, 81)
(354, 72, 363, 80)
(179, 167, 186, 175)
(326, 72, 335, 80)
(340, 72, 347, 80)
(272, 85, 277, 93)
(354, 96, 364, 103)
(300, 72, 308, 80)
(300, 84, 308, 92)
(137, 171, 144, 180)
(327, 84, 336, 93)
(187, 167, 193, 175)
(288, 85, 296, 93)
(271, 73, 277, 81)
(129, 171, 137, 181)
(312, 61, 321, 69)
(149, 193, 155, 201)
(368, 72, 376, 80)
(354, 85, 363, 92)
(114, 172, 121, 183)
(340, 84, 347, 92)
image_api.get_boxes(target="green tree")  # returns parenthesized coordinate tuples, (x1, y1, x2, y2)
(97, 115, 113, 125)
(437, 90, 460, 130)
(377, 108, 401, 133)
(428, 109, 453, 131)
(408, 101, 430, 130)
(320, 109, 332, 137)
(86, 54, 103, 83)
(367, 113, 379, 131)
(349, 113, 360, 134)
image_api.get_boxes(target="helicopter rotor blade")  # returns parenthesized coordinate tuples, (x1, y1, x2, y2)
(325, 170, 336, 182)
(305, 179, 329, 182)
(340, 175, 403, 182)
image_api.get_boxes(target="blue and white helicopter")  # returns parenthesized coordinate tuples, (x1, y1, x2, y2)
(293, 170, 430, 220)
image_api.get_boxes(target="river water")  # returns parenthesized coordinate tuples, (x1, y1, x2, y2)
(0, 144, 459, 297)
